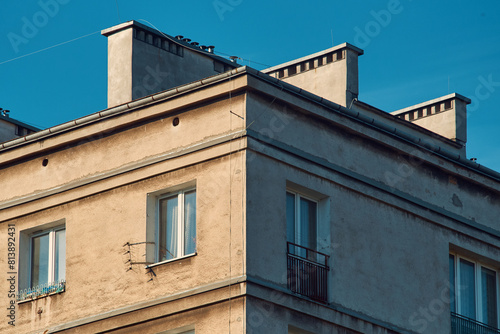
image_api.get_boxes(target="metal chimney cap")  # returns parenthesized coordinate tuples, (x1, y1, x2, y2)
(182, 38, 191, 43)
(191, 42, 199, 46)
(175, 35, 183, 40)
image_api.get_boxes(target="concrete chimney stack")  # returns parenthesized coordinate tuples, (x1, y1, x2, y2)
(262, 43, 363, 107)
(101, 21, 237, 108)
(391, 93, 470, 152)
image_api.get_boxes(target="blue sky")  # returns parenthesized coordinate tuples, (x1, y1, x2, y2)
(1, 0, 500, 171)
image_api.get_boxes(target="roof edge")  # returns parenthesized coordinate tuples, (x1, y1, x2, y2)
(1, 66, 498, 183)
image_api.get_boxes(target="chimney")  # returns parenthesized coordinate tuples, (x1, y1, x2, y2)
(262, 43, 363, 107)
(101, 21, 237, 108)
(391, 93, 470, 152)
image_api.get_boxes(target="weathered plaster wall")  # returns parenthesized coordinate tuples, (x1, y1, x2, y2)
(0, 90, 247, 333)
(244, 89, 500, 333)
(245, 91, 500, 233)
(1, 152, 245, 333)
(107, 27, 133, 108)
(0, 92, 245, 204)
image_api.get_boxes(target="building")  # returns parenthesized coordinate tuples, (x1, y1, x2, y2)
(1, 21, 499, 334)
(0, 110, 40, 143)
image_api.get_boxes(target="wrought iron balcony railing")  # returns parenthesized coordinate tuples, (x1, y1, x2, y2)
(287, 242, 329, 303)
(451, 312, 500, 334)
(17, 280, 66, 302)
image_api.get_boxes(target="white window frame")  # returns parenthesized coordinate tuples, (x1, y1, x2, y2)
(450, 252, 500, 328)
(155, 187, 196, 264)
(286, 190, 319, 250)
(29, 226, 66, 288)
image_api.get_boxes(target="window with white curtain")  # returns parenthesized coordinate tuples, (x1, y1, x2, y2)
(157, 189, 196, 262)
(30, 227, 66, 288)
(18, 221, 66, 301)
(449, 253, 499, 328)
(286, 190, 318, 257)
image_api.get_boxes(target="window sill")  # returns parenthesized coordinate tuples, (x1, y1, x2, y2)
(146, 253, 197, 269)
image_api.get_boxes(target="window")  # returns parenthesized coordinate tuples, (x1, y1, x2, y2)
(18, 222, 66, 301)
(286, 190, 317, 254)
(15, 126, 28, 136)
(286, 187, 329, 303)
(30, 228, 66, 288)
(156, 188, 196, 263)
(450, 253, 499, 330)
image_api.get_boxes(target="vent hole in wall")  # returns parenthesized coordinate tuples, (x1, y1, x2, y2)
(173, 117, 180, 126)
(42, 158, 49, 167)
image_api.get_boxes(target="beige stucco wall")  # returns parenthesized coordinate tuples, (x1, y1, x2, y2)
(410, 100, 467, 145)
(1, 154, 245, 333)
(244, 89, 500, 234)
(0, 81, 246, 206)
(0, 86, 247, 333)
(107, 27, 133, 108)
(0, 73, 498, 334)
(243, 87, 500, 333)
(280, 59, 348, 106)
(245, 146, 499, 333)
(264, 46, 361, 108)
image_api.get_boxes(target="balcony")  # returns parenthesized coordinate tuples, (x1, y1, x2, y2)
(17, 280, 66, 302)
(451, 312, 500, 334)
(287, 242, 329, 303)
